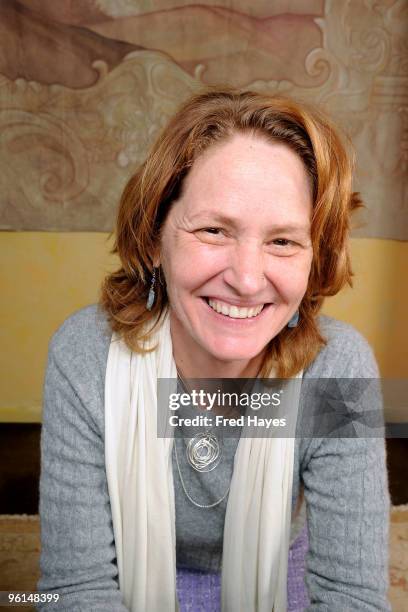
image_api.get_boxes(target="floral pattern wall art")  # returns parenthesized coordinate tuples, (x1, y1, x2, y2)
(0, 0, 406, 238)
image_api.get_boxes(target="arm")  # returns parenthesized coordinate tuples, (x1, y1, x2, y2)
(302, 435, 391, 611)
(301, 320, 391, 611)
(37, 310, 128, 611)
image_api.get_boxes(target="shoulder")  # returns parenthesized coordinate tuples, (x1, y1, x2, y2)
(48, 304, 112, 387)
(51, 303, 110, 346)
(298, 316, 386, 492)
(305, 315, 379, 378)
(50, 303, 111, 353)
(44, 305, 113, 438)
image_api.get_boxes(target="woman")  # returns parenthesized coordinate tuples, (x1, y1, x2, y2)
(38, 89, 391, 611)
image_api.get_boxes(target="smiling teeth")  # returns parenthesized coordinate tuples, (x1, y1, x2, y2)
(208, 299, 264, 319)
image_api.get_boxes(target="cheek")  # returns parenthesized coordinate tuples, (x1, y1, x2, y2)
(162, 240, 222, 290)
(268, 256, 312, 298)
(161, 254, 205, 305)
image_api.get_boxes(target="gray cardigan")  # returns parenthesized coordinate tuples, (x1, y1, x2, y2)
(37, 304, 391, 610)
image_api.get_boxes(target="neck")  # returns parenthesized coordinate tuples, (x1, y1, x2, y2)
(169, 313, 265, 380)
(175, 353, 264, 380)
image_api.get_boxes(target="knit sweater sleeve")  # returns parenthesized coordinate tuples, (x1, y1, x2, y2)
(37, 306, 128, 611)
(301, 317, 391, 611)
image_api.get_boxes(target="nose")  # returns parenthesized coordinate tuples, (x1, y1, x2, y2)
(223, 240, 267, 297)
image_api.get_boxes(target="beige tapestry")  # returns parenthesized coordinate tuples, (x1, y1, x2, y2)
(0, 0, 407, 238)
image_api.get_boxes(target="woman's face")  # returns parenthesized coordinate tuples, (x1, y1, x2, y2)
(158, 132, 313, 371)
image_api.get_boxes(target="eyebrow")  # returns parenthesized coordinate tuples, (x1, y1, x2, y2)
(189, 212, 310, 235)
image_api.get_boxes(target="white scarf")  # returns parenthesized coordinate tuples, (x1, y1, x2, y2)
(105, 307, 302, 611)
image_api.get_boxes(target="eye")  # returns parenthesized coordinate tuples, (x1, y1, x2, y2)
(266, 237, 300, 256)
(202, 227, 222, 235)
(271, 238, 292, 247)
(195, 227, 227, 243)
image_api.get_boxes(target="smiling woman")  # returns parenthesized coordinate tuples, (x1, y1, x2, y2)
(38, 89, 391, 611)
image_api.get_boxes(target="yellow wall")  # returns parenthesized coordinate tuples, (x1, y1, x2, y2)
(1, 232, 407, 423)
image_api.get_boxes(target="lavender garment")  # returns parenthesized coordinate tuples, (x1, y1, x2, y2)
(176, 526, 310, 611)
(176, 570, 221, 612)
(287, 526, 310, 611)
(37, 304, 391, 611)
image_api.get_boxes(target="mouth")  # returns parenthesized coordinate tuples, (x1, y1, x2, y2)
(201, 297, 272, 321)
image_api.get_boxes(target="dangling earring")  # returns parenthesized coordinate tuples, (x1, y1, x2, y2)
(287, 310, 299, 328)
(146, 267, 157, 311)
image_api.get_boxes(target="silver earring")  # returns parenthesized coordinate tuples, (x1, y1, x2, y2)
(288, 310, 299, 328)
(146, 267, 157, 310)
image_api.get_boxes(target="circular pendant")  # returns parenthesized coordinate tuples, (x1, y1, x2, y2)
(186, 432, 221, 472)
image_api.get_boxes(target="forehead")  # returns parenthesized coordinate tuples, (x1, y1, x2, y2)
(177, 133, 313, 220)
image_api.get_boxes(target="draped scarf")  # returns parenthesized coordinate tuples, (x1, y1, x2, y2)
(105, 308, 302, 611)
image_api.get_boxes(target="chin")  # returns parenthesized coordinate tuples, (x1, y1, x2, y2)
(202, 341, 266, 364)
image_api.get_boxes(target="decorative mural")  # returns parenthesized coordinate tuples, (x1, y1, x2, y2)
(0, 0, 406, 238)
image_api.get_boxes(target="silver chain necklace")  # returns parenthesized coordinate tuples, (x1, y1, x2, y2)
(175, 369, 230, 508)
(173, 439, 230, 508)
(176, 369, 222, 472)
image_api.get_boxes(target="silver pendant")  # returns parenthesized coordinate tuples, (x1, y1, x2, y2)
(186, 432, 221, 472)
